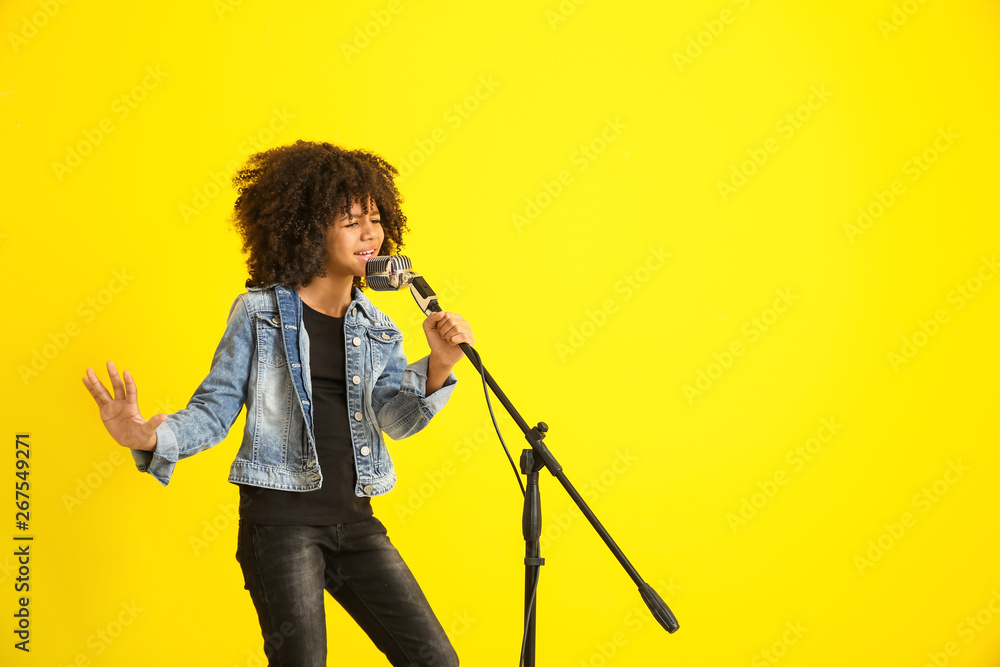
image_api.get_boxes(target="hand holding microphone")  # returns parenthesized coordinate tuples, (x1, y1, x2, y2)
(423, 311, 475, 367)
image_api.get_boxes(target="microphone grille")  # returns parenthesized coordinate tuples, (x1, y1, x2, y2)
(365, 255, 413, 291)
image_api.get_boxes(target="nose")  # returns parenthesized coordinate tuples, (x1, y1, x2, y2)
(359, 217, 381, 240)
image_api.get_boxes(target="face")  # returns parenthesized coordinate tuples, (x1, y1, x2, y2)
(322, 196, 384, 278)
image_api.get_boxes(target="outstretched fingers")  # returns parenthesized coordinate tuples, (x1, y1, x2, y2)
(106, 360, 126, 401)
(82, 367, 112, 407)
(122, 369, 140, 405)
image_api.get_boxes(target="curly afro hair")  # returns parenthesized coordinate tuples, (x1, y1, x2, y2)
(230, 140, 408, 291)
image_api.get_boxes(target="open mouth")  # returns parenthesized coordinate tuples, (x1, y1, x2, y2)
(354, 249, 376, 260)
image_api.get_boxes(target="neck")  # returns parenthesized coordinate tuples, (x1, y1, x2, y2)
(295, 274, 355, 317)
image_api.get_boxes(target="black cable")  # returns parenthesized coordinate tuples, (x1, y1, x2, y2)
(518, 566, 541, 667)
(463, 343, 525, 497)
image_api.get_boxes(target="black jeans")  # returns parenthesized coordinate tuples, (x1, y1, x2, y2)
(236, 517, 458, 666)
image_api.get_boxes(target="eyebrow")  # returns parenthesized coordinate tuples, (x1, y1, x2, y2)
(347, 210, 381, 219)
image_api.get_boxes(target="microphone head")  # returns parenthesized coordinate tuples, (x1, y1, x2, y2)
(365, 255, 415, 291)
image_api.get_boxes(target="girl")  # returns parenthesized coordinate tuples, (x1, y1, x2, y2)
(82, 140, 472, 666)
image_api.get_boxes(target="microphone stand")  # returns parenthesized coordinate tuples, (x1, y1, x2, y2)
(407, 275, 679, 664)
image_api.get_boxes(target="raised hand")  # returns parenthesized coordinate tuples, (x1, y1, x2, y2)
(422, 311, 475, 367)
(422, 311, 475, 394)
(81, 360, 166, 452)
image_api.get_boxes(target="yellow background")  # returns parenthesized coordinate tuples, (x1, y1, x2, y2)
(2, 0, 999, 665)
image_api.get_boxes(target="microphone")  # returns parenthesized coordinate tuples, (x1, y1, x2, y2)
(366, 255, 442, 315)
(365, 255, 417, 291)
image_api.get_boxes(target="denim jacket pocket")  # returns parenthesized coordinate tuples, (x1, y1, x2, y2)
(255, 312, 287, 367)
(366, 327, 403, 374)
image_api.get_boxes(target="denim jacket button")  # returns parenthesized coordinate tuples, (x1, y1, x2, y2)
(381, 332, 390, 340)
(271, 317, 279, 325)
(352, 336, 361, 346)
(354, 411, 363, 421)
(360, 446, 371, 456)
(363, 484, 374, 494)
(352, 375, 361, 385)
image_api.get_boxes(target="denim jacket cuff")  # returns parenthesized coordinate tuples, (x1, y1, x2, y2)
(129, 422, 179, 486)
(402, 355, 457, 408)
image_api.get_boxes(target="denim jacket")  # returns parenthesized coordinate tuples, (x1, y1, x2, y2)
(130, 284, 456, 496)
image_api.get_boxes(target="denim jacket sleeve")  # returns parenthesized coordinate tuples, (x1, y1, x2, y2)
(373, 340, 457, 440)
(130, 295, 251, 485)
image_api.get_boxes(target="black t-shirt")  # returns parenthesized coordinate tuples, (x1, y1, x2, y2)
(238, 301, 373, 524)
